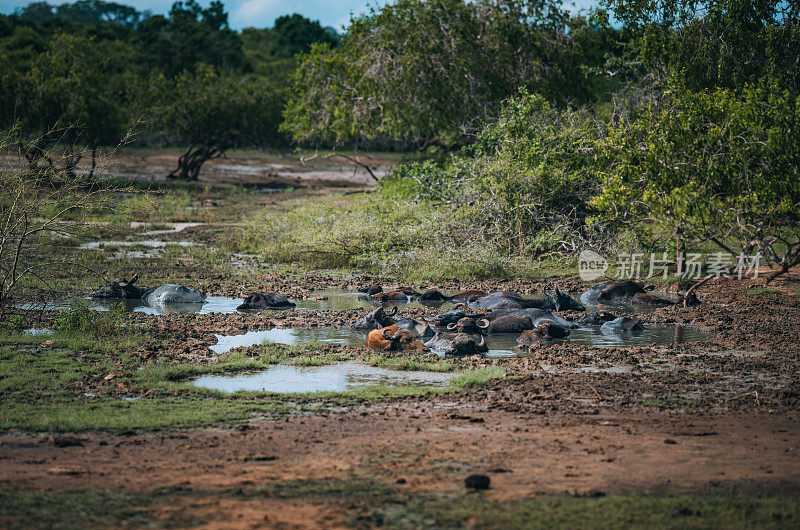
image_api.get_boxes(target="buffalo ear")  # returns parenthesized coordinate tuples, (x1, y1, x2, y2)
(555, 285, 562, 295)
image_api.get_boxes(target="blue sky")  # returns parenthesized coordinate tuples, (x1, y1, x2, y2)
(0, 0, 600, 31)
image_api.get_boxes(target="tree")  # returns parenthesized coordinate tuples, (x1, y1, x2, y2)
(6, 34, 127, 172)
(603, 0, 800, 94)
(272, 14, 338, 57)
(592, 85, 800, 283)
(132, 0, 248, 76)
(0, 128, 124, 310)
(281, 0, 607, 148)
(146, 67, 285, 180)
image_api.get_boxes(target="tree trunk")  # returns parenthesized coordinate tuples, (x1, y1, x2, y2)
(168, 145, 223, 181)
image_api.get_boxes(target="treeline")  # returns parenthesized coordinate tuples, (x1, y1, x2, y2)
(375, 0, 800, 281)
(0, 0, 338, 175)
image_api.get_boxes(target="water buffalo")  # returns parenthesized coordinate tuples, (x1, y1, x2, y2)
(416, 289, 487, 303)
(483, 307, 576, 330)
(425, 331, 487, 357)
(478, 315, 534, 334)
(366, 325, 427, 352)
(395, 317, 435, 342)
(516, 321, 572, 343)
(237, 292, 295, 311)
(578, 311, 617, 326)
(582, 281, 646, 302)
(473, 287, 584, 312)
(371, 288, 420, 303)
(445, 316, 485, 334)
(450, 290, 489, 303)
(358, 284, 383, 296)
(144, 285, 205, 306)
(601, 316, 644, 334)
(583, 280, 697, 307)
(418, 288, 450, 302)
(91, 274, 146, 299)
(433, 303, 489, 327)
(352, 305, 398, 331)
(426, 317, 489, 356)
(91, 275, 205, 306)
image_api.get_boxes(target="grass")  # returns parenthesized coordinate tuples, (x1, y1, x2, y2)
(1, 481, 797, 529)
(235, 193, 576, 282)
(384, 492, 800, 529)
(0, 318, 506, 432)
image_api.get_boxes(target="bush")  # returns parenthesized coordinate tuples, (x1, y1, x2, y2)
(54, 300, 125, 336)
(592, 84, 800, 281)
(239, 194, 553, 280)
(381, 89, 607, 256)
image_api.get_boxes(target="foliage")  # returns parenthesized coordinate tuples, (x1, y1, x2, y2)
(592, 84, 800, 281)
(16, 0, 146, 27)
(143, 66, 286, 180)
(1, 33, 129, 160)
(381, 90, 607, 256)
(282, 0, 618, 148)
(0, 129, 126, 307)
(53, 300, 125, 336)
(604, 0, 800, 94)
(131, 0, 248, 76)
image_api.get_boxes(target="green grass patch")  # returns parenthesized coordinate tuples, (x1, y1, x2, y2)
(235, 193, 576, 282)
(2, 483, 797, 529)
(0, 325, 505, 432)
(382, 493, 800, 529)
(0, 488, 160, 529)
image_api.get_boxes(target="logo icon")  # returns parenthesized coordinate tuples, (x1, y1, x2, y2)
(578, 250, 608, 282)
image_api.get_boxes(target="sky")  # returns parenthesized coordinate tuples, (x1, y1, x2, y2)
(0, 0, 599, 31)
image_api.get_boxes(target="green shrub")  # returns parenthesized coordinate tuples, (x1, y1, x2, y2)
(53, 300, 125, 336)
(381, 89, 606, 256)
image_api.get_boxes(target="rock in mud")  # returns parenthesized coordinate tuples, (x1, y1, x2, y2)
(465, 474, 491, 490)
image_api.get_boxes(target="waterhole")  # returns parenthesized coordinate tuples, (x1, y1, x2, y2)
(191, 360, 453, 394)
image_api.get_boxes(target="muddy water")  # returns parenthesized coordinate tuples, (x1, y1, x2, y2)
(191, 360, 453, 393)
(210, 327, 362, 354)
(209, 322, 712, 357)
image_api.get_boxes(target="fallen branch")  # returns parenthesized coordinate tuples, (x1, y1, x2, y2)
(301, 152, 380, 184)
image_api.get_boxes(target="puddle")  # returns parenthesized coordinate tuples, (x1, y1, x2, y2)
(482, 324, 713, 357)
(91, 296, 240, 315)
(210, 327, 362, 354)
(190, 360, 453, 393)
(24, 328, 53, 336)
(209, 322, 712, 357)
(79, 240, 195, 250)
(138, 223, 202, 236)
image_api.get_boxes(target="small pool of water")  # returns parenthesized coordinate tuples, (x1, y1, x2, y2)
(191, 360, 453, 393)
(210, 327, 363, 354)
(209, 322, 712, 357)
(292, 289, 456, 311)
(482, 323, 713, 357)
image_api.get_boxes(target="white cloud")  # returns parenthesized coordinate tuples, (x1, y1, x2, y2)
(230, 0, 282, 28)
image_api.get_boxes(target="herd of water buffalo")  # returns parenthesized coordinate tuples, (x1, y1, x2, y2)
(91, 275, 701, 356)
